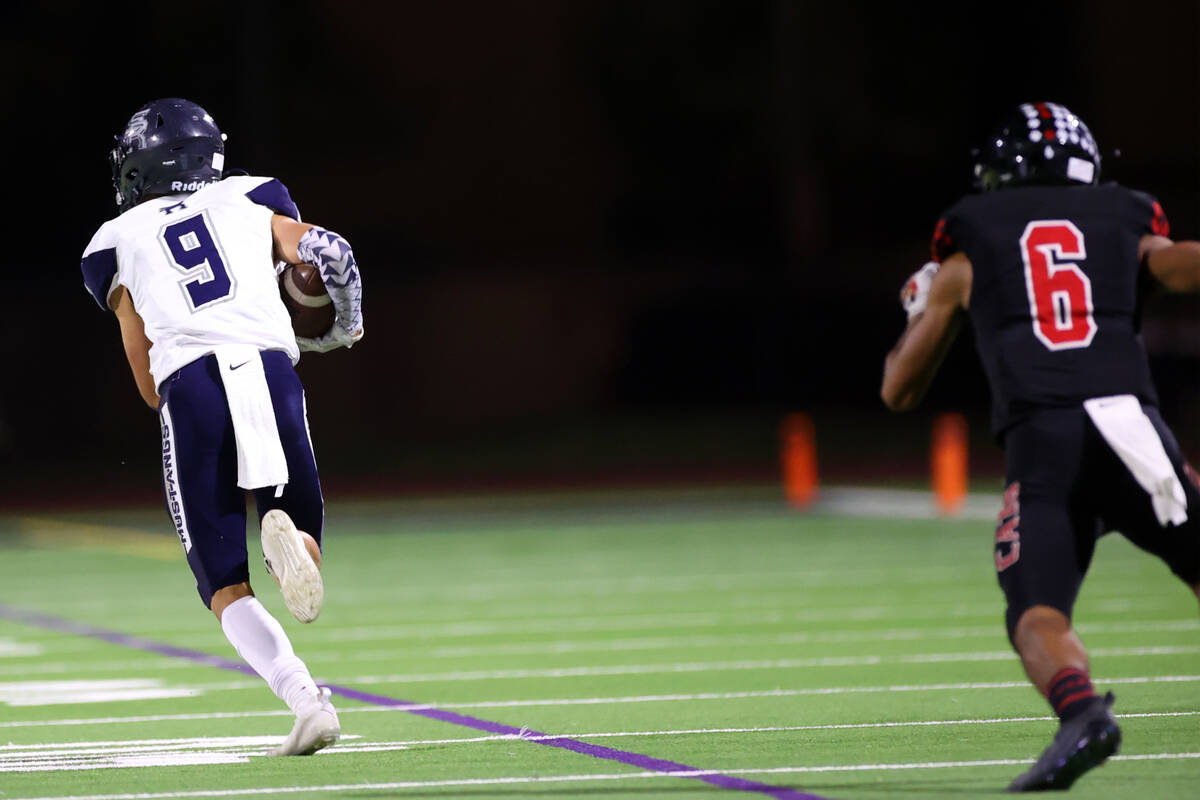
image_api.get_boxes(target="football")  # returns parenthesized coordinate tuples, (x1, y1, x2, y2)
(279, 262, 335, 338)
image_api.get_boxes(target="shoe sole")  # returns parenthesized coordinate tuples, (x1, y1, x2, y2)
(267, 724, 340, 756)
(1059, 722, 1121, 788)
(286, 725, 340, 756)
(261, 509, 323, 623)
(303, 726, 340, 755)
(1009, 721, 1121, 792)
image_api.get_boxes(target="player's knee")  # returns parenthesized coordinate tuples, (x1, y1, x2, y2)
(211, 582, 255, 621)
(1011, 603, 1071, 647)
(1006, 602, 1067, 645)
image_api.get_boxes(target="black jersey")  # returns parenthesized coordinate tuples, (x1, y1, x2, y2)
(932, 183, 1171, 437)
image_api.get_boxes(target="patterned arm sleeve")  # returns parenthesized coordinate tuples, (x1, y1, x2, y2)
(296, 226, 363, 335)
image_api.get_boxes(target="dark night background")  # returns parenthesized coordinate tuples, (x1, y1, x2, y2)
(3, 0, 1199, 505)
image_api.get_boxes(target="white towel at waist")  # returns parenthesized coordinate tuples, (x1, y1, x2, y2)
(214, 344, 289, 492)
(1083, 395, 1187, 527)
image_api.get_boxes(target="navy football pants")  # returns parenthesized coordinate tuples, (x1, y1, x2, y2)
(996, 404, 1200, 640)
(158, 350, 324, 608)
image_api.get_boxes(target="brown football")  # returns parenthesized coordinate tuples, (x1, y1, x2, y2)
(280, 262, 335, 338)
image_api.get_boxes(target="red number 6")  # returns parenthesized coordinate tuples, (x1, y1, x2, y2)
(1019, 220, 1096, 350)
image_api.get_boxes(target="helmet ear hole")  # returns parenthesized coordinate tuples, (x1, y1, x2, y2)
(156, 113, 165, 128)
(973, 167, 1000, 192)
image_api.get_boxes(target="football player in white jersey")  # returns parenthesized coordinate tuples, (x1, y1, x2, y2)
(81, 98, 364, 756)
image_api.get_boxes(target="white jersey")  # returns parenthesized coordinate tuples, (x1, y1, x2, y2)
(81, 176, 301, 389)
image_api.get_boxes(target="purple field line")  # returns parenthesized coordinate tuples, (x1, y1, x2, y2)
(0, 603, 830, 800)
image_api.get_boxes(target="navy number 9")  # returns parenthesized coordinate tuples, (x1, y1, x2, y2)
(160, 213, 235, 310)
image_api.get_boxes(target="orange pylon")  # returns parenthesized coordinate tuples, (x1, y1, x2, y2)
(932, 413, 968, 514)
(781, 413, 818, 508)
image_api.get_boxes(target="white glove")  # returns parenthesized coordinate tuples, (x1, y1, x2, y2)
(900, 262, 939, 321)
(297, 323, 363, 354)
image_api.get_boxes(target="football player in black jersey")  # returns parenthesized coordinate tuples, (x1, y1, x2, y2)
(881, 102, 1200, 792)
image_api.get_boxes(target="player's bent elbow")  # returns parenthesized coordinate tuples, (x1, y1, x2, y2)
(883, 395, 916, 413)
(880, 363, 918, 412)
(1148, 241, 1200, 293)
(881, 383, 916, 413)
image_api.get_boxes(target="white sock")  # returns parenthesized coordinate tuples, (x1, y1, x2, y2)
(220, 596, 320, 714)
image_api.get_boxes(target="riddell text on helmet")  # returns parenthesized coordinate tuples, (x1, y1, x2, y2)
(170, 180, 216, 192)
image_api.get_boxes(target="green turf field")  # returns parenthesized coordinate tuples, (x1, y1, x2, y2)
(0, 486, 1196, 799)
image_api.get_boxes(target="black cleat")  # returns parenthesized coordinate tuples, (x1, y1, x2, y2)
(1007, 692, 1121, 792)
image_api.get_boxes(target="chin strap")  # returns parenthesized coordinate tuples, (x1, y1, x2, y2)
(296, 226, 363, 337)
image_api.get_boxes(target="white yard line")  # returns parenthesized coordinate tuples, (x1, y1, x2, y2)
(0, 679, 202, 706)
(403, 621, 1195, 659)
(814, 486, 1001, 520)
(5, 716, 1199, 772)
(7, 753, 1200, 799)
(290, 598, 1193, 642)
(158, 646, 1198, 688)
(2, 618, 1193, 674)
(336, 565, 985, 601)
(0, 710, 294, 729)
(1, 736, 285, 752)
(4, 675, 1197, 728)
(0, 660, 203, 677)
(279, 605, 1024, 642)
(0, 736, 367, 772)
(2, 618, 1190, 681)
(0, 638, 44, 657)
(10, 711, 1197, 752)
(742, 752, 1200, 773)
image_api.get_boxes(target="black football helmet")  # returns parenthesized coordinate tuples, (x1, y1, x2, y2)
(972, 102, 1101, 192)
(109, 98, 226, 211)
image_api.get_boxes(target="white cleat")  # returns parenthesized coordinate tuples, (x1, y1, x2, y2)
(261, 509, 324, 623)
(269, 687, 340, 756)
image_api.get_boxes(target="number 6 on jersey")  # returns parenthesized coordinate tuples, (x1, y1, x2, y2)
(1020, 220, 1096, 350)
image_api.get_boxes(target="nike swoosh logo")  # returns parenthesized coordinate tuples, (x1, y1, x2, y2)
(229, 360, 251, 371)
